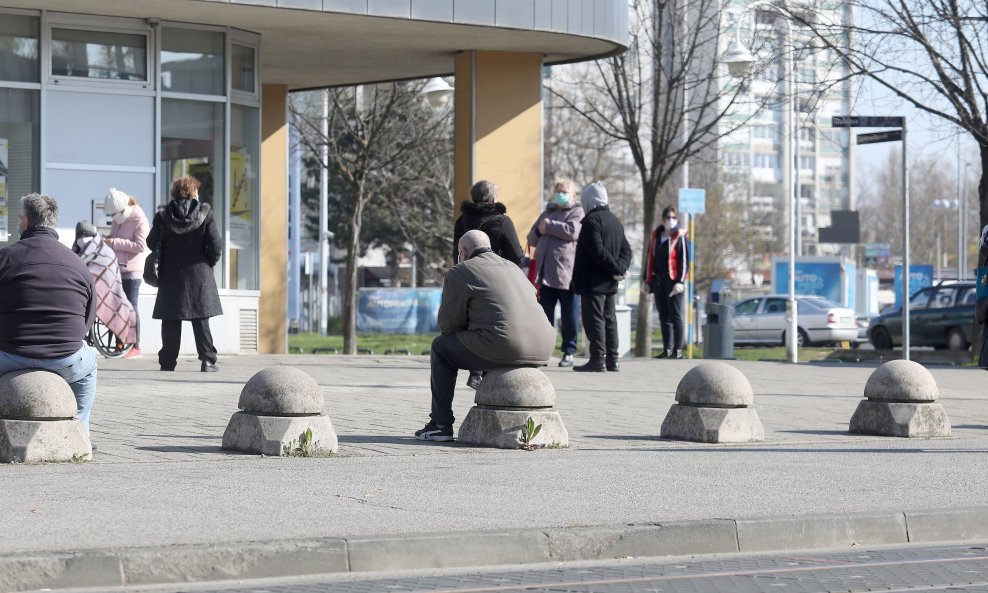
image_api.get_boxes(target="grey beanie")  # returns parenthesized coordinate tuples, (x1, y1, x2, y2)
(75, 220, 97, 238)
(580, 181, 609, 212)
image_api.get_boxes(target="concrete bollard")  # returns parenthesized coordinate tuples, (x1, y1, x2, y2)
(0, 370, 91, 463)
(457, 367, 568, 449)
(222, 367, 338, 456)
(849, 360, 951, 438)
(660, 362, 764, 443)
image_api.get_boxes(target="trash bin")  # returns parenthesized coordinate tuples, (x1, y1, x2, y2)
(704, 289, 734, 359)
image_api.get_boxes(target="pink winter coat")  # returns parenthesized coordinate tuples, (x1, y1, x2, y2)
(106, 205, 150, 278)
(526, 202, 584, 290)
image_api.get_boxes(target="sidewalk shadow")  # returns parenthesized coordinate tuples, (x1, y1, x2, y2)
(134, 444, 227, 454)
(584, 434, 663, 442)
(778, 429, 852, 436)
(338, 434, 459, 447)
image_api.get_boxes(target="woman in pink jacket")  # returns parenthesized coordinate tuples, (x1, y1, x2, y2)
(103, 188, 150, 358)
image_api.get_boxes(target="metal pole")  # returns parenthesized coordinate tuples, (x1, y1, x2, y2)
(288, 113, 301, 329)
(319, 89, 330, 336)
(793, 74, 801, 257)
(902, 119, 910, 360)
(785, 22, 798, 363)
(957, 140, 963, 279)
(681, 0, 692, 359)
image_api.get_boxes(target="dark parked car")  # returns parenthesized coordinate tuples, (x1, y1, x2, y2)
(868, 283, 977, 350)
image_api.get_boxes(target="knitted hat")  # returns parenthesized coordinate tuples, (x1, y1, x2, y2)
(104, 188, 129, 215)
(75, 220, 97, 238)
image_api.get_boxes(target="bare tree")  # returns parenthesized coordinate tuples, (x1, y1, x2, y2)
(797, 0, 987, 231)
(292, 82, 450, 354)
(551, 0, 763, 356)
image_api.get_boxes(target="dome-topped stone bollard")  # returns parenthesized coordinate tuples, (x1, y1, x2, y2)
(457, 367, 568, 449)
(0, 370, 91, 463)
(849, 360, 951, 438)
(222, 367, 338, 456)
(660, 362, 764, 443)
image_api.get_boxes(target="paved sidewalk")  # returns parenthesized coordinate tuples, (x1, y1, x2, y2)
(1, 354, 987, 591)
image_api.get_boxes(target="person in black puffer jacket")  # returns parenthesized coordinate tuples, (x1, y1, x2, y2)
(147, 176, 223, 373)
(451, 180, 525, 266)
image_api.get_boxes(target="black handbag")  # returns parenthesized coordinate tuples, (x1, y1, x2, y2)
(143, 249, 160, 287)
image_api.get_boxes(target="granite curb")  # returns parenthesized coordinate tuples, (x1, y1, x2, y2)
(5, 507, 988, 592)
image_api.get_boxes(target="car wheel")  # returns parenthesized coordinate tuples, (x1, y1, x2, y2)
(947, 327, 968, 351)
(871, 326, 893, 350)
(781, 329, 812, 348)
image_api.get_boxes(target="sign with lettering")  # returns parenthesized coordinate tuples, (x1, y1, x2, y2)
(832, 116, 905, 128)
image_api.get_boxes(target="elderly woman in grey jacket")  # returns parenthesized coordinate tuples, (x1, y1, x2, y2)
(527, 179, 584, 367)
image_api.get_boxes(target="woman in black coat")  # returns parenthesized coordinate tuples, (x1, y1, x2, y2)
(147, 176, 223, 372)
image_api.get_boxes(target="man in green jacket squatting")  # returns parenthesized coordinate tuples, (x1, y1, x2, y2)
(416, 230, 556, 441)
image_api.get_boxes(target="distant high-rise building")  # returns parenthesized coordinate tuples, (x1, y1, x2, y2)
(711, 0, 855, 268)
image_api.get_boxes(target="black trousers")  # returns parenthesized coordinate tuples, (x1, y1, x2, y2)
(581, 292, 618, 363)
(159, 318, 218, 370)
(429, 335, 505, 426)
(654, 276, 685, 352)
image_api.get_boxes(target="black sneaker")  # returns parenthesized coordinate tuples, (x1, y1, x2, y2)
(558, 354, 574, 367)
(653, 351, 669, 359)
(415, 422, 454, 442)
(606, 358, 620, 372)
(573, 361, 606, 372)
(670, 350, 684, 359)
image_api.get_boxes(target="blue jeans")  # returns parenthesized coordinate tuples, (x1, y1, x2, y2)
(539, 285, 580, 354)
(0, 345, 98, 435)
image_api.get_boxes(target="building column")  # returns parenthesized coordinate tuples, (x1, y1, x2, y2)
(260, 84, 288, 354)
(454, 51, 544, 242)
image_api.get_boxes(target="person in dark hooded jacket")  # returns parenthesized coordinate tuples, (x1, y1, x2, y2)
(451, 180, 525, 265)
(572, 181, 632, 373)
(147, 176, 223, 372)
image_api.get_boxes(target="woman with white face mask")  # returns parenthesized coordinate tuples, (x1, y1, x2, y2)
(643, 205, 690, 359)
(103, 188, 150, 358)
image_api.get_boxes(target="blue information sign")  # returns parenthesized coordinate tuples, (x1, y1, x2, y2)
(357, 288, 442, 334)
(678, 188, 706, 214)
(892, 265, 933, 308)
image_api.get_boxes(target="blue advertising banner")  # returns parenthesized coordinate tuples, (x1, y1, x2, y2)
(893, 265, 934, 307)
(773, 261, 844, 303)
(357, 288, 442, 334)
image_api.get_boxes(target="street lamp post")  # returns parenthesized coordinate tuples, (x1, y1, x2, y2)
(933, 198, 960, 279)
(722, 0, 800, 363)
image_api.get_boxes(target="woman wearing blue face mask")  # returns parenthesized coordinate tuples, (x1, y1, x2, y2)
(527, 179, 585, 367)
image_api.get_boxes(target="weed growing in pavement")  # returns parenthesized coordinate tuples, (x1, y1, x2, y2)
(520, 417, 543, 450)
(283, 427, 332, 457)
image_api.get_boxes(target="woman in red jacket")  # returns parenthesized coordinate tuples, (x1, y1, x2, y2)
(644, 206, 689, 359)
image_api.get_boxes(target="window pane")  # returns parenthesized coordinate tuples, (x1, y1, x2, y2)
(51, 28, 147, 81)
(0, 88, 39, 246)
(161, 28, 224, 95)
(0, 14, 39, 82)
(229, 105, 259, 290)
(160, 98, 225, 287)
(231, 44, 255, 93)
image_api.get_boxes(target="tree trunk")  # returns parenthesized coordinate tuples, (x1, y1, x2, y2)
(634, 187, 657, 357)
(342, 197, 365, 355)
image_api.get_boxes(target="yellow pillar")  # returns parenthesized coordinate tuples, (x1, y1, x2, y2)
(454, 51, 543, 242)
(260, 84, 288, 354)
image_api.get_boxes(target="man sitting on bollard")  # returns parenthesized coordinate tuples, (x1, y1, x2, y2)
(415, 230, 556, 442)
(0, 194, 98, 435)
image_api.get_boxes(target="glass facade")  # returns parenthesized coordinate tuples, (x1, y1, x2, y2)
(161, 28, 224, 95)
(0, 11, 261, 290)
(0, 14, 39, 82)
(0, 88, 39, 245)
(51, 28, 148, 81)
(230, 105, 259, 290)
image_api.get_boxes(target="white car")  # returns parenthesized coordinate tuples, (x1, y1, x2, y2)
(732, 295, 859, 347)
